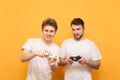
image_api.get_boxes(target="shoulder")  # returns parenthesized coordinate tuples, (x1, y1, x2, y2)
(60, 38, 74, 47)
(84, 38, 98, 47)
(84, 38, 95, 44)
(24, 38, 41, 44)
(52, 42, 60, 49)
(27, 38, 41, 42)
(62, 38, 73, 43)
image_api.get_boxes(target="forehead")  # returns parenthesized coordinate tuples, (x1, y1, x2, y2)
(43, 25, 55, 30)
(71, 24, 83, 29)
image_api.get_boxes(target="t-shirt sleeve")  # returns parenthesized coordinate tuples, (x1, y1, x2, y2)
(57, 47, 60, 57)
(60, 41, 67, 58)
(22, 39, 33, 51)
(90, 43, 102, 61)
(54, 46, 60, 57)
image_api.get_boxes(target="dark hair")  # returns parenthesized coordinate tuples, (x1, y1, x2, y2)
(41, 18, 58, 31)
(71, 18, 84, 29)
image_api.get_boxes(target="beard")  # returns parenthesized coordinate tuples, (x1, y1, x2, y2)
(74, 33, 84, 40)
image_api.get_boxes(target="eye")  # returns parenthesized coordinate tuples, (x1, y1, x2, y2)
(45, 30, 48, 32)
(76, 28, 81, 30)
(50, 30, 54, 33)
(72, 29, 75, 31)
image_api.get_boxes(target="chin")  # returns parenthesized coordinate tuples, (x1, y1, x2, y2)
(75, 38, 79, 40)
(46, 39, 52, 41)
(74, 37, 81, 40)
(74, 36, 79, 39)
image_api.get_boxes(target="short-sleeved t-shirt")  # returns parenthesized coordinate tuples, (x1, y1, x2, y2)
(60, 38, 102, 80)
(22, 38, 60, 80)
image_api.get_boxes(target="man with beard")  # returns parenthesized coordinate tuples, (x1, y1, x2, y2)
(59, 18, 102, 80)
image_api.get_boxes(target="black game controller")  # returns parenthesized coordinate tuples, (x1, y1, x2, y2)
(70, 55, 81, 61)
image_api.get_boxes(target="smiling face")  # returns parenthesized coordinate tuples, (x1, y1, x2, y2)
(42, 25, 56, 43)
(71, 24, 84, 40)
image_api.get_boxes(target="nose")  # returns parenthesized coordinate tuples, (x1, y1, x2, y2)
(47, 31, 52, 35)
(46, 31, 50, 35)
(73, 30, 78, 34)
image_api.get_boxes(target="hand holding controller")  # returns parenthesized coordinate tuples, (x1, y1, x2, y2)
(47, 54, 56, 60)
(70, 55, 81, 62)
(44, 51, 56, 60)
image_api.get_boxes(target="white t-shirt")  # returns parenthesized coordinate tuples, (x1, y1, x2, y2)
(22, 38, 60, 80)
(60, 38, 102, 80)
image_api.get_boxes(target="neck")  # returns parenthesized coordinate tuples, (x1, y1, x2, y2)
(74, 36, 85, 41)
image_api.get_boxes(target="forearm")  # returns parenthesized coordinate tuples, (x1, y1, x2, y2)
(59, 57, 73, 66)
(86, 60, 100, 69)
(20, 52, 36, 62)
(59, 61, 67, 66)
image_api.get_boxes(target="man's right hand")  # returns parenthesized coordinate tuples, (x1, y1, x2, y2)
(64, 57, 73, 65)
(34, 50, 48, 58)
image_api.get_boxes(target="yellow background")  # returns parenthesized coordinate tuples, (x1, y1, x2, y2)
(0, 0, 120, 80)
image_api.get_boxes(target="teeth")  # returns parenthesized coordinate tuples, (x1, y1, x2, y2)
(46, 36, 51, 39)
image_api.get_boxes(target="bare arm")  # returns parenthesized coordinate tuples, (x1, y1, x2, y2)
(86, 60, 100, 69)
(78, 57, 101, 69)
(20, 49, 36, 62)
(20, 49, 45, 62)
(59, 57, 73, 66)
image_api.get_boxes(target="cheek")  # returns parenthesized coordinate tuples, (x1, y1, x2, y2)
(79, 30, 83, 34)
(72, 30, 75, 34)
(42, 31, 46, 35)
(51, 32, 55, 36)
